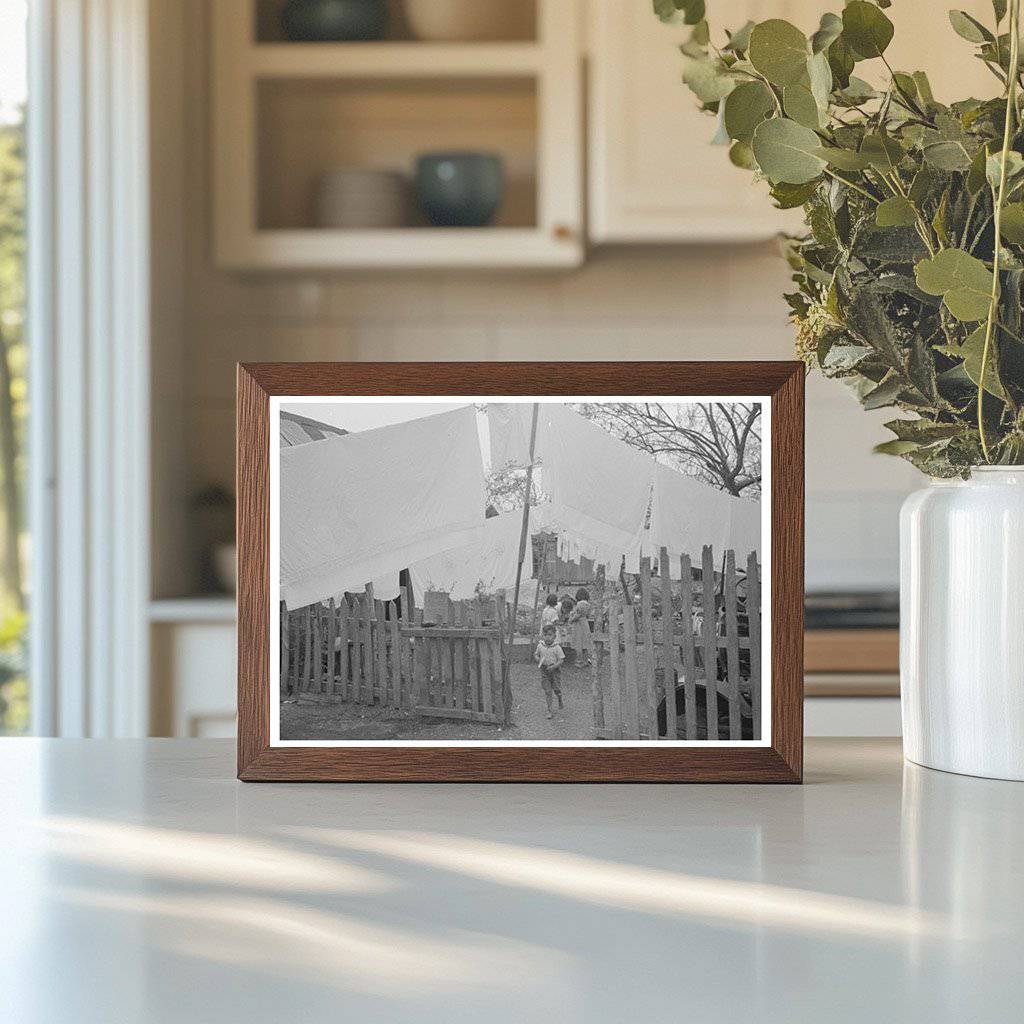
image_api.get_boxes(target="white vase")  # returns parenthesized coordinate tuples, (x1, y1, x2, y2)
(900, 468, 1024, 780)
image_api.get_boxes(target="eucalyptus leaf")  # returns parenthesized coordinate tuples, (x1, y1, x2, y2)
(885, 418, 963, 443)
(923, 141, 973, 171)
(912, 71, 935, 105)
(876, 196, 918, 228)
(770, 179, 821, 209)
(748, 19, 810, 87)
(860, 133, 906, 173)
(711, 106, 731, 145)
(959, 324, 1007, 398)
(1000, 202, 1024, 243)
(915, 249, 994, 321)
(654, 0, 705, 26)
(967, 143, 993, 193)
(783, 83, 822, 129)
(822, 342, 874, 373)
(724, 20, 755, 53)
(836, 76, 878, 105)
(874, 438, 921, 455)
(828, 36, 855, 89)
(723, 81, 775, 144)
(815, 146, 872, 170)
(948, 10, 993, 44)
(810, 12, 843, 54)
(909, 165, 937, 205)
(729, 140, 758, 170)
(842, 1, 895, 60)
(690, 19, 710, 45)
(752, 117, 827, 184)
(986, 150, 1024, 190)
(892, 72, 919, 101)
(807, 51, 833, 110)
(681, 55, 737, 103)
(862, 375, 903, 410)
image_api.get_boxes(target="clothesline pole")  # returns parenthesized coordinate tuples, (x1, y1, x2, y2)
(530, 531, 552, 639)
(503, 402, 540, 725)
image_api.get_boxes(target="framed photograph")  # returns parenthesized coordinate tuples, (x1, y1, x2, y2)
(237, 362, 804, 782)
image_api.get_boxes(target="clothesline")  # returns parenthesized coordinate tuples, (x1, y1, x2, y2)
(489, 403, 761, 577)
(281, 401, 761, 610)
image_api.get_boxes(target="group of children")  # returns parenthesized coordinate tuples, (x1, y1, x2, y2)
(533, 588, 594, 719)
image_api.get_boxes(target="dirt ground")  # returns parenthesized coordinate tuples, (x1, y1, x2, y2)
(279, 657, 603, 742)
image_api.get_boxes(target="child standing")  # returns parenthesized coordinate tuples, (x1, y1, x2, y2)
(540, 593, 560, 631)
(534, 623, 565, 719)
(569, 587, 593, 668)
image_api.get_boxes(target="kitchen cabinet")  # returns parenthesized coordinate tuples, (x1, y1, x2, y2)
(587, 0, 999, 244)
(211, 0, 583, 269)
(587, 1, 811, 243)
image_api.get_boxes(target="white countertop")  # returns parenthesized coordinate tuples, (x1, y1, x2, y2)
(1, 738, 1021, 1023)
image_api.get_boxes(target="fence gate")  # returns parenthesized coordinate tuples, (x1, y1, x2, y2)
(282, 587, 507, 726)
(402, 595, 507, 724)
(590, 546, 761, 742)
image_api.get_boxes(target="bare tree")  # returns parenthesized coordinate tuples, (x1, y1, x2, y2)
(485, 464, 544, 514)
(573, 402, 761, 497)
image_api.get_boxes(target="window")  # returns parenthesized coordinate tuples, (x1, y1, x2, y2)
(0, 0, 28, 734)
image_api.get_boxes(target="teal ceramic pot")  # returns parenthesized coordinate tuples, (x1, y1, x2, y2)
(280, 0, 388, 42)
(415, 152, 505, 227)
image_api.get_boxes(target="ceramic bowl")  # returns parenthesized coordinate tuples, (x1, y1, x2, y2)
(403, 0, 534, 42)
(415, 152, 505, 227)
(315, 167, 409, 228)
(280, 0, 388, 42)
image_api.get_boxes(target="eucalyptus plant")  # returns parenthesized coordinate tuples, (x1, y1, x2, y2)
(659, 0, 1024, 474)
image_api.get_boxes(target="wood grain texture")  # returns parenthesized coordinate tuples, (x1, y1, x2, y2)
(804, 629, 899, 675)
(237, 361, 804, 782)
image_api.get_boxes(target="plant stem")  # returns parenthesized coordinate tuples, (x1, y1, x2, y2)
(821, 167, 879, 203)
(979, 0, 1021, 463)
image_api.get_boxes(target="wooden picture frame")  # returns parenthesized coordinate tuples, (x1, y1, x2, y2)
(237, 362, 804, 782)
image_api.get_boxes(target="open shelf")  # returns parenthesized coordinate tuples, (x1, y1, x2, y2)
(254, 0, 538, 45)
(223, 227, 578, 269)
(249, 42, 544, 78)
(257, 76, 538, 232)
(213, 0, 581, 268)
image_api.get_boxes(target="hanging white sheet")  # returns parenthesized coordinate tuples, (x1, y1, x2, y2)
(488, 403, 761, 575)
(532, 500, 647, 573)
(649, 464, 761, 573)
(487, 403, 534, 470)
(279, 405, 485, 609)
(407, 510, 531, 601)
(649, 463, 731, 563)
(728, 493, 762, 562)
(488, 403, 653, 569)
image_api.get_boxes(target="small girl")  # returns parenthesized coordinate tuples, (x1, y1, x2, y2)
(569, 587, 593, 668)
(540, 593, 560, 631)
(534, 623, 565, 718)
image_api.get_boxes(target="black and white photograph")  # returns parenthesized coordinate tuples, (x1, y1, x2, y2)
(271, 397, 769, 745)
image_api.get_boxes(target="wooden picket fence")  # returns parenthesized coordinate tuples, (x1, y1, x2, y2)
(281, 587, 507, 724)
(404, 596, 508, 724)
(590, 545, 761, 741)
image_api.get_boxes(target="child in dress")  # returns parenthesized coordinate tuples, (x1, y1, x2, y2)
(569, 587, 593, 668)
(534, 623, 565, 719)
(540, 593, 560, 631)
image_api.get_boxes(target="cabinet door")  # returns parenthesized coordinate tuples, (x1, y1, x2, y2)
(588, 1, 814, 243)
(589, 0, 1004, 244)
